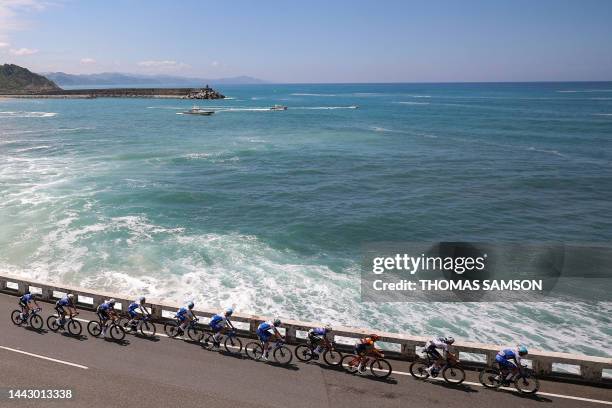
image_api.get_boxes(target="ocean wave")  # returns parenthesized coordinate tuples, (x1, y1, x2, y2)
(557, 89, 612, 93)
(0, 111, 58, 118)
(526, 146, 565, 157)
(290, 93, 338, 97)
(396, 101, 430, 105)
(293, 106, 358, 110)
(593, 113, 612, 116)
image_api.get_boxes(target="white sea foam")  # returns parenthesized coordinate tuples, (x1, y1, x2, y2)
(527, 146, 565, 157)
(397, 101, 430, 105)
(291, 93, 338, 97)
(0, 111, 58, 118)
(557, 89, 612, 93)
(294, 106, 358, 110)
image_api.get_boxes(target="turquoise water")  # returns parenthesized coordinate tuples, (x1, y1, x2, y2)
(1, 83, 611, 356)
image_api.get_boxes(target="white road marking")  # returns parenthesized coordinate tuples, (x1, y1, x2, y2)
(0, 346, 89, 370)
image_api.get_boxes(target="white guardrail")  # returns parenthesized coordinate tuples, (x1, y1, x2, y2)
(1, 273, 610, 384)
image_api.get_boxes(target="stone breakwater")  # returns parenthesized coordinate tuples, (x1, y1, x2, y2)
(0, 87, 225, 99)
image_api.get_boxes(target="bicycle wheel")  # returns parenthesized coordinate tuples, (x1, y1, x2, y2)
(187, 326, 203, 342)
(341, 354, 360, 373)
(295, 345, 314, 362)
(47, 315, 60, 332)
(323, 349, 343, 366)
(515, 374, 540, 394)
(202, 333, 215, 350)
(109, 324, 125, 341)
(67, 319, 82, 336)
(118, 317, 130, 329)
(409, 361, 430, 379)
(245, 342, 264, 360)
(87, 321, 102, 337)
(29, 314, 43, 330)
(479, 368, 502, 389)
(273, 346, 293, 365)
(224, 336, 243, 354)
(164, 322, 180, 338)
(370, 358, 392, 379)
(139, 320, 156, 337)
(443, 366, 465, 384)
(11, 310, 22, 325)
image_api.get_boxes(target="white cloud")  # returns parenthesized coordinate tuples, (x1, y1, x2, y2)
(211, 60, 220, 67)
(0, 41, 10, 48)
(10, 47, 38, 55)
(80, 57, 96, 64)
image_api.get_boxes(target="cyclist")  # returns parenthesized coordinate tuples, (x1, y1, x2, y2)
(175, 301, 197, 337)
(125, 296, 149, 329)
(18, 291, 40, 323)
(96, 298, 117, 337)
(496, 345, 529, 383)
(209, 308, 235, 348)
(55, 293, 77, 327)
(308, 324, 333, 359)
(257, 318, 283, 360)
(424, 336, 455, 376)
(353, 334, 383, 372)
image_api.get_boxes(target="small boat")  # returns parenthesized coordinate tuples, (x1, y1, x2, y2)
(183, 106, 215, 115)
(270, 105, 288, 111)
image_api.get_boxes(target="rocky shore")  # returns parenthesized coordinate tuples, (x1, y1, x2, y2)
(0, 86, 225, 99)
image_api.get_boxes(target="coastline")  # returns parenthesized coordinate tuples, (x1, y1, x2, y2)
(0, 87, 225, 99)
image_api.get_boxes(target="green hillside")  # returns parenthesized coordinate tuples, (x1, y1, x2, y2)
(0, 64, 61, 93)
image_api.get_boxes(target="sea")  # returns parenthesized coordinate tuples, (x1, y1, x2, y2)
(1, 82, 611, 358)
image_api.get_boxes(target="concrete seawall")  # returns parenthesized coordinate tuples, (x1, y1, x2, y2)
(1, 273, 610, 385)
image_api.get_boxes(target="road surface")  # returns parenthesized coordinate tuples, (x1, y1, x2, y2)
(0, 293, 610, 407)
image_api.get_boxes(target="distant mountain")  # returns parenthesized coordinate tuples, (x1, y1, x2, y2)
(43, 72, 267, 87)
(0, 64, 61, 93)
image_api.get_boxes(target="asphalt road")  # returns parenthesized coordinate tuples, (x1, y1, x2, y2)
(0, 293, 610, 408)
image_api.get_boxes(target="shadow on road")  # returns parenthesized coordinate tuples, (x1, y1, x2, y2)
(266, 362, 300, 371)
(23, 327, 46, 335)
(132, 334, 160, 342)
(60, 332, 88, 341)
(217, 350, 245, 359)
(493, 388, 554, 403)
(425, 380, 479, 393)
(104, 338, 131, 346)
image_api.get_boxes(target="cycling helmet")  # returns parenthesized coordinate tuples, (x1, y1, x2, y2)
(187, 301, 195, 309)
(445, 336, 455, 345)
(67, 293, 74, 299)
(225, 308, 234, 316)
(139, 296, 146, 303)
(370, 334, 380, 341)
(517, 345, 528, 356)
(273, 318, 281, 327)
(109, 298, 116, 305)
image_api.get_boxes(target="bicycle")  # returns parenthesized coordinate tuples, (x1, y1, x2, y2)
(295, 339, 343, 366)
(118, 314, 157, 338)
(245, 339, 293, 365)
(202, 328, 243, 353)
(47, 312, 82, 336)
(479, 364, 540, 394)
(341, 352, 393, 379)
(410, 350, 465, 384)
(163, 318, 203, 341)
(10, 307, 43, 330)
(87, 315, 126, 341)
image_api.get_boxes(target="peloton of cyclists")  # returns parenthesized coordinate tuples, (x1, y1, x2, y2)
(257, 318, 283, 361)
(209, 308, 235, 348)
(18, 291, 41, 323)
(54, 293, 77, 328)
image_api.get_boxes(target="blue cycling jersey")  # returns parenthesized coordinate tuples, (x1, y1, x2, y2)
(311, 327, 327, 336)
(57, 296, 71, 306)
(20, 294, 34, 303)
(98, 302, 112, 311)
(210, 314, 223, 326)
(176, 307, 188, 316)
(128, 302, 139, 311)
(258, 322, 273, 332)
(498, 349, 517, 360)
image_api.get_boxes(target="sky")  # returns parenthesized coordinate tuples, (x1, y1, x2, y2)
(0, 0, 611, 83)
